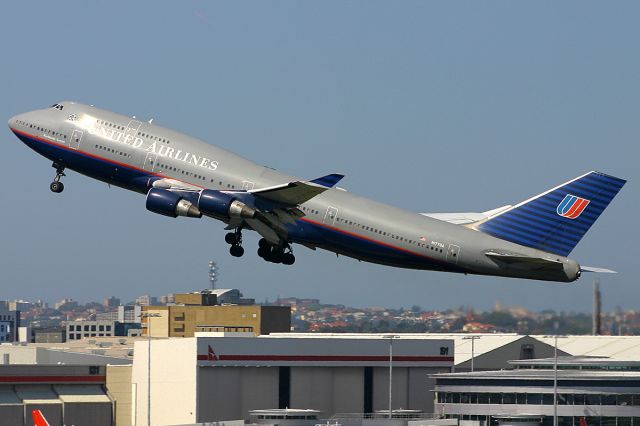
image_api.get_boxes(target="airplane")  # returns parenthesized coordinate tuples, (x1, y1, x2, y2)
(8, 102, 626, 282)
(32, 409, 50, 426)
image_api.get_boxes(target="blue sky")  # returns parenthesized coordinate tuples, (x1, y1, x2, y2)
(1, 2, 637, 311)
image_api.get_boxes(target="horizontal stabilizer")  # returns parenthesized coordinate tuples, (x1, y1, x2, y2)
(250, 174, 343, 205)
(421, 205, 512, 225)
(485, 251, 564, 270)
(580, 265, 617, 274)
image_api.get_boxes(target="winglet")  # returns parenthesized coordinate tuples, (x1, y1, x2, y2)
(309, 174, 344, 188)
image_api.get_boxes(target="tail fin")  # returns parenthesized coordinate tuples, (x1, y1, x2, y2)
(476, 171, 626, 256)
(32, 409, 50, 426)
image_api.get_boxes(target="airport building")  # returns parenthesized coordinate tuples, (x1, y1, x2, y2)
(0, 364, 112, 426)
(433, 357, 640, 426)
(117, 332, 454, 426)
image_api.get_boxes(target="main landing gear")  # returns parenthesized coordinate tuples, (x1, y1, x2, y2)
(225, 229, 245, 257)
(49, 163, 65, 193)
(257, 238, 295, 265)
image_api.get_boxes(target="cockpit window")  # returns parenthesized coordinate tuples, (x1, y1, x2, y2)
(50, 103, 64, 111)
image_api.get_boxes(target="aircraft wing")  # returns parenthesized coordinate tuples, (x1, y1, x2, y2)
(228, 174, 344, 244)
(485, 251, 565, 270)
(421, 205, 512, 225)
(249, 174, 344, 205)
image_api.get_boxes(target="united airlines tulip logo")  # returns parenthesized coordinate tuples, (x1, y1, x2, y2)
(557, 194, 590, 219)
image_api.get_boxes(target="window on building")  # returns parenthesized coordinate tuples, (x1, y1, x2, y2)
(520, 344, 535, 360)
(586, 395, 601, 405)
(527, 394, 542, 404)
(503, 393, 517, 404)
(618, 395, 633, 406)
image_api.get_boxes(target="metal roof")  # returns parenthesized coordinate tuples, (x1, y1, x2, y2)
(534, 335, 640, 360)
(433, 368, 640, 380)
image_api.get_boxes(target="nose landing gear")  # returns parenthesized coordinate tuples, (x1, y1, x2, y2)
(50, 163, 65, 193)
(226, 229, 245, 257)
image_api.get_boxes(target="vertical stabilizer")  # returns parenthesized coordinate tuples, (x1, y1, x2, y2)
(477, 171, 626, 256)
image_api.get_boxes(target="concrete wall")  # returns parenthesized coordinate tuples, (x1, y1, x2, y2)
(290, 366, 364, 414)
(197, 366, 279, 422)
(132, 338, 198, 426)
(106, 364, 133, 426)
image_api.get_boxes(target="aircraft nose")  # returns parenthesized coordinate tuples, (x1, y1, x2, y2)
(8, 115, 17, 129)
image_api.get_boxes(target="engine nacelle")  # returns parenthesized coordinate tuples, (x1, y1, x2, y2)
(198, 189, 257, 220)
(146, 188, 202, 218)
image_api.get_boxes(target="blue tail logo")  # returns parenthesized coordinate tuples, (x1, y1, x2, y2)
(556, 194, 590, 219)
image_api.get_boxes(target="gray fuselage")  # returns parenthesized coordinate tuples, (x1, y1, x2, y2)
(8, 102, 581, 282)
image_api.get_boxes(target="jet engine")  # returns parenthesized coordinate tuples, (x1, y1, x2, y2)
(146, 188, 202, 218)
(197, 189, 257, 220)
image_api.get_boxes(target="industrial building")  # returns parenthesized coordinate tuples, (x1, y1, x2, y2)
(271, 333, 563, 372)
(118, 332, 454, 425)
(0, 364, 112, 426)
(433, 356, 640, 426)
(144, 304, 291, 337)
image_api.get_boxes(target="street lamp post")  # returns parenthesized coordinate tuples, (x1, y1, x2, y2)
(383, 335, 400, 419)
(462, 336, 481, 372)
(140, 312, 161, 426)
(543, 334, 567, 426)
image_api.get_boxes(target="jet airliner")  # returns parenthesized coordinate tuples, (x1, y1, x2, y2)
(8, 102, 626, 282)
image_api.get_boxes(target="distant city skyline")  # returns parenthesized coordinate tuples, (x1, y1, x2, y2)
(1, 2, 637, 311)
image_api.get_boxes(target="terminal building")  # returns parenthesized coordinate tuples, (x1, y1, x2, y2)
(433, 357, 640, 426)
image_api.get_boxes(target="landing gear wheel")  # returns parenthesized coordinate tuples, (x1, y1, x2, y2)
(50, 162, 66, 193)
(50, 181, 64, 193)
(229, 245, 245, 257)
(258, 238, 270, 250)
(282, 253, 295, 265)
(225, 232, 239, 245)
(257, 246, 270, 258)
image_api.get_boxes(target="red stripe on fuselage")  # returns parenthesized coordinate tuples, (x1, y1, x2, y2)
(300, 217, 445, 265)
